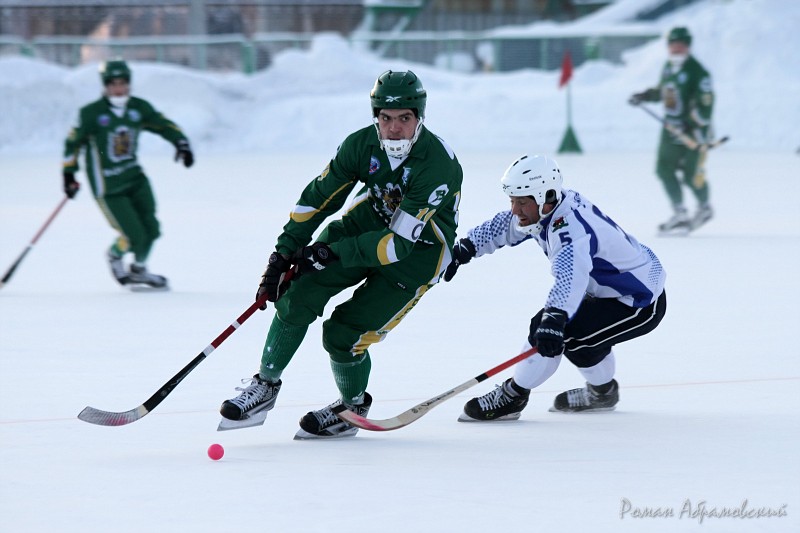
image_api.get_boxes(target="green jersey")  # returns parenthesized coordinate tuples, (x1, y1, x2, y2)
(63, 96, 189, 197)
(276, 125, 463, 287)
(641, 55, 714, 144)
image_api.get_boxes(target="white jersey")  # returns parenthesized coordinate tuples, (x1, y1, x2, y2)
(466, 189, 666, 318)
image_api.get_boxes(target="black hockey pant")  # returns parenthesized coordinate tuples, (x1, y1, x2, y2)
(528, 291, 667, 368)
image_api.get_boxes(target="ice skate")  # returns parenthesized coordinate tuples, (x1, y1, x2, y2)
(126, 263, 169, 290)
(458, 378, 529, 422)
(549, 379, 619, 413)
(107, 250, 129, 285)
(690, 204, 713, 230)
(658, 208, 691, 236)
(294, 393, 372, 439)
(218, 375, 282, 431)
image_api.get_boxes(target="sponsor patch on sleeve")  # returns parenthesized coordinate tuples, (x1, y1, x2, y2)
(427, 184, 449, 206)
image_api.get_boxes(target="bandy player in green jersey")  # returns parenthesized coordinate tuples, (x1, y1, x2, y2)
(62, 59, 194, 289)
(629, 27, 715, 235)
(219, 70, 464, 439)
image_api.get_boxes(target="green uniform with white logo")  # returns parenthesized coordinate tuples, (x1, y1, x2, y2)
(639, 55, 714, 207)
(262, 124, 463, 402)
(63, 96, 189, 262)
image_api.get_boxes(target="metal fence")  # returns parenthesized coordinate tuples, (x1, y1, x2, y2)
(0, 0, 664, 73)
(1, 28, 661, 74)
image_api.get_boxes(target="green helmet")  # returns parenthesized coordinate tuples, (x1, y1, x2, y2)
(370, 70, 427, 119)
(99, 59, 131, 84)
(667, 27, 692, 46)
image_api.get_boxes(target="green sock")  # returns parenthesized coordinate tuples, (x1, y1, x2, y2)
(109, 243, 125, 258)
(259, 315, 308, 381)
(330, 351, 371, 405)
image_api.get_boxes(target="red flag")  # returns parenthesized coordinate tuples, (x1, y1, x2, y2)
(558, 50, 573, 89)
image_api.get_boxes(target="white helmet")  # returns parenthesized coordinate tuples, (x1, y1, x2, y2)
(500, 154, 563, 235)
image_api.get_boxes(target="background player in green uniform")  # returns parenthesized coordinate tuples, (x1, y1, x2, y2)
(62, 59, 194, 288)
(219, 70, 464, 439)
(629, 27, 715, 234)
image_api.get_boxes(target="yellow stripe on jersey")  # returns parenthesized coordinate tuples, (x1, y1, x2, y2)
(290, 182, 354, 223)
(352, 284, 430, 354)
(289, 205, 317, 223)
(89, 140, 106, 197)
(96, 198, 130, 252)
(344, 191, 370, 214)
(376, 233, 398, 265)
(427, 219, 449, 283)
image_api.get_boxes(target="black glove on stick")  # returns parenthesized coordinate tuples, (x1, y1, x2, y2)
(530, 307, 568, 357)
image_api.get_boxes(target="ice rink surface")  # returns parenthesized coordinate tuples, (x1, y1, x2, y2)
(1, 149, 798, 533)
(2, 0, 799, 528)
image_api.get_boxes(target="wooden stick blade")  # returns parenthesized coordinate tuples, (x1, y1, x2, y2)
(332, 348, 538, 433)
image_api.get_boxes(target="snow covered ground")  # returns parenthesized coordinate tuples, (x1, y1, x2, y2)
(1, 0, 799, 531)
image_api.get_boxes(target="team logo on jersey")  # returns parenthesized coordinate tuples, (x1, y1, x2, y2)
(551, 216, 568, 231)
(663, 83, 681, 113)
(369, 156, 380, 174)
(127, 109, 141, 122)
(373, 182, 403, 215)
(108, 126, 135, 162)
(401, 167, 411, 185)
(427, 184, 449, 206)
(98, 115, 111, 127)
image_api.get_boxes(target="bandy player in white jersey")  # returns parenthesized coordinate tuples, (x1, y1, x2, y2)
(444, 154, 667, 420)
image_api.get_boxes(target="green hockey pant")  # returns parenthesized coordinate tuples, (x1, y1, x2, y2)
(270, 260, 431, 366)
(655, 135, 709, 207)
(97, 177, 160, 263)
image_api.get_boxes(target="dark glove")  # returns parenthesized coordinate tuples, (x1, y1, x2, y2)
(256, 252, 291, 309)
(292, 242, 337, 274)
(444, 238, 476, 282)
(174, 139, 194, 168)
(628, 92, 646, 106)
(63, 171, 79, 199)
(529, 307, 568, 357)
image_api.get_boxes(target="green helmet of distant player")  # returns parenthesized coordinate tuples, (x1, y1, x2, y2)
(667, 27, 692, 46)
(99, 59, 132, 84)
(370, 70, 426, 119)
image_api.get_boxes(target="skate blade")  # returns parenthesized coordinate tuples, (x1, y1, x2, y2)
(548, 405, 617, 413)
(457, 412, 522, 423)
(658, 229, 690, 237)
(658, 225, 691, 237)
(128, 284, 170, 292)
(217, 410, 269, 431)
(293, 427, 359, 440)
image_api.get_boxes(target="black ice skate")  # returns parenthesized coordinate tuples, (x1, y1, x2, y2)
(549, 379, 619, 413)
(459, 378, 529, 422)
(294, 393, 372, 439)
(218, 375, 282, 431)
(107, 251, 129, 285)
(658, 208, 691, 236)
(127, 263, 169, 290)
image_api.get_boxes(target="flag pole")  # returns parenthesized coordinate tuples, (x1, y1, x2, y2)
(558, 49, 582, 154)
(567, 80, 573, 126)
